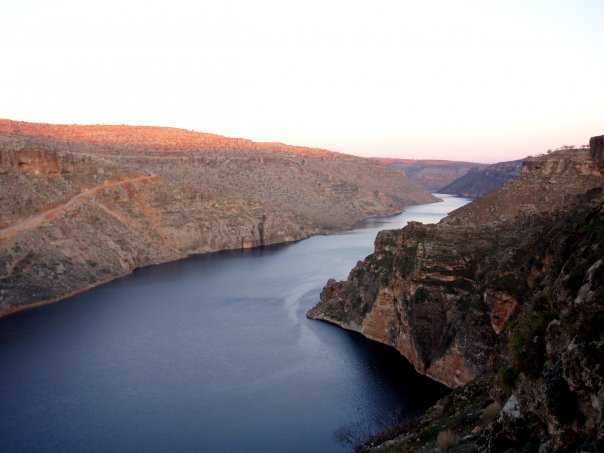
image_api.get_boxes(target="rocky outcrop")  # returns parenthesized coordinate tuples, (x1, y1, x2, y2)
(438, 159, 524, 198)
(308, 140, 604, 450)
(0, 119, 437, 316)
(0, 146, 62, 176)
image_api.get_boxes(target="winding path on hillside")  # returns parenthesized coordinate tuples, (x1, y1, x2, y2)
(0, 173, 159, 240)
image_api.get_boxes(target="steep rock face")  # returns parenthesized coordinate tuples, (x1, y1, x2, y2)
(309, 213, 563, 388)
(0, 120, 437, 316)
(438, 159, 523, 198)
(362, 197, 603, 451)
(477, 198, 604, 452)
(308, 146, 603, 389)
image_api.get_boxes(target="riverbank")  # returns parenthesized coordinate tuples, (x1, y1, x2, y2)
(1, 122, 438, 315)
(1, 201, 440, 319)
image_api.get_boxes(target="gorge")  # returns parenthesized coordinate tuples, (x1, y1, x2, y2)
(2, 119, 603, 451)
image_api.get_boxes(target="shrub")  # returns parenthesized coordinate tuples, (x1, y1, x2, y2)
(509, 309, 553, 378)
(498, 365, 519, 394)
(414, 286, 428, 303)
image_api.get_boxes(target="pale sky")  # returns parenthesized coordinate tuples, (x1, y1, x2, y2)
(1, 0, 602, 163)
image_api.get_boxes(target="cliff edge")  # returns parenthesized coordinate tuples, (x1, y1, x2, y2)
(308, 138, 604, 451)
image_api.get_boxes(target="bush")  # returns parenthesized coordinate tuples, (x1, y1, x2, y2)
(509, 309, 553, 378)
(498, 365, 519, 394)
(414, 286, 428, 303)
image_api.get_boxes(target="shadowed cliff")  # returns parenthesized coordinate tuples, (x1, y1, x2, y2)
(375, 158, 486, 191)
(438, 159, 524, 198)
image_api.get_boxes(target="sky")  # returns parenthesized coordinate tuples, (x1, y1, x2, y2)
(0, 0, 602, 163)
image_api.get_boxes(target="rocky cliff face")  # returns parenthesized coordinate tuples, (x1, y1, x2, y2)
(308, 139, 604, 450)
(0, 119, 436, 316)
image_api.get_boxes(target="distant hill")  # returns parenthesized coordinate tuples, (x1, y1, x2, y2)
(438, 159, 524, 197)
(0, 119, 343, 158)
(374, 158, 486, 191)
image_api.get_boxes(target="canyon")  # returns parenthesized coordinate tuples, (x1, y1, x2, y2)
(308, 138, 604, 451)
(378, 157, 523, 199)
(0, 119, 436, 316)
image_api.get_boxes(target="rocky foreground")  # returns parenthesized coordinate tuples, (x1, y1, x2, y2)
(0, 119, 436, 316)
(308, 137, 604, 451)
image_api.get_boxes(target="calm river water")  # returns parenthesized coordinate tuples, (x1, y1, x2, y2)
(0, 194, 470, 452)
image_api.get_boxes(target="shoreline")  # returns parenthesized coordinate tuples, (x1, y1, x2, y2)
(307, 314, 454, 389)
(0, 200, 442, 319)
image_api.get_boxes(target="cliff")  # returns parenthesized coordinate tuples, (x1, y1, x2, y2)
(438, 159, 524, 198)
(375, 158, 485, 191)
(0, 119, 437, 316)
(308, 138, 604, 451)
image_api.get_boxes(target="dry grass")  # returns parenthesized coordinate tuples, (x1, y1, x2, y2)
(480, 401, 502, 425)
(437, 429, 459, 451)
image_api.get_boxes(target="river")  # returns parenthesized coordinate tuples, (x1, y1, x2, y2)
(0, 194, 470, 452)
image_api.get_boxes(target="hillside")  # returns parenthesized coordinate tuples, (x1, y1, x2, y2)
(374, 158, 485, 191)
(0, 119, 437, 316)
(308, 137, 604, 451)
(439, 159, 524, 198)
(0, 119, 342, 157)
